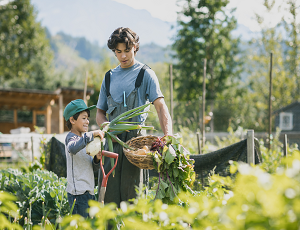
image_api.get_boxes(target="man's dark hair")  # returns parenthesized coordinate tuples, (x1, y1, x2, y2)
(66, 109, 90, 130)
(107, 27, 139, 54)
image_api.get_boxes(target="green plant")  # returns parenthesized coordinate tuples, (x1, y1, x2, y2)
(150, 135, 196, 204)
(0, 169, 69, 226)
(2, 126, 300, 229)
(0, 191, 22, 230)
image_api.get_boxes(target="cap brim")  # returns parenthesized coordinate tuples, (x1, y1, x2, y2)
(87, 105, 96, 111)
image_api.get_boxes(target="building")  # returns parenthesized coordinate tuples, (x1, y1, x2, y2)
(0, 87, 94, 134)
(273, 101, 300, 147)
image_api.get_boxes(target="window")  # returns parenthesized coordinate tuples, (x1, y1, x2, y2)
(279, 112, 293, 130)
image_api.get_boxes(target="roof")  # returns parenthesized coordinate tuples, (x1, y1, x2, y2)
(0, 87, 94, 110)
(273, 101, 300, 115)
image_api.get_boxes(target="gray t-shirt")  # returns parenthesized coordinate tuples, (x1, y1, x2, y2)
(96, 60, 163, 123)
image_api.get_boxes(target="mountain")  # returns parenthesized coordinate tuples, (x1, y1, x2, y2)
(47, 30, 173, 65)
(32, 0, 262, 47)
(232, 24, 261, 41)
(31, 0, 176, 47)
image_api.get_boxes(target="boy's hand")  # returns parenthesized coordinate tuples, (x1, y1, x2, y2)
(92, 130, 104, 140)
(94, 152, 102, 163)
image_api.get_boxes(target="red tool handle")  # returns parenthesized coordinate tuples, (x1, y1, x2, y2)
(100, 150, 118, 187)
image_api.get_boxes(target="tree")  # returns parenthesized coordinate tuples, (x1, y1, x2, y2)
(0, 0, 55, 90)
(172, 0, 242, 131)
(240, 0, 297, 132)
(281, 0, 300, 99)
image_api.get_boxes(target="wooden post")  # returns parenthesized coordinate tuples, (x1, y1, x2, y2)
(46, 104, 52, 134)
(268, 52, 273, 150)
(196, 132, 204, 188)
(247, 130, 255, 165)
(59, 94, 64, 133)
(31, 136, 34, 162)
(32, 110, 36, 128)
(283, 134, 287, 157)
(169, 64, 174, 131)
(84, 71, 88, 105)
(196, 132, 202, 155)
(202, 58, 207, 147)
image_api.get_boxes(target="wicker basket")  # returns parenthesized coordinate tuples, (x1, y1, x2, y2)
(123, 135, 159, 170)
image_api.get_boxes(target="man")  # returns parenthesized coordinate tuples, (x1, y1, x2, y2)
(96, 27, 172, 206)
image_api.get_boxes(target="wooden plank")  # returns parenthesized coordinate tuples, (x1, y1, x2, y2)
(0, 95, 57, 110)
(36, 110, 46, 115)
(283, 134, 287, 157)
(59, 94, 64, 134)
(196, 132, 202, 155)
(33, 110, 36, 127)
(46, 104, 52, 134)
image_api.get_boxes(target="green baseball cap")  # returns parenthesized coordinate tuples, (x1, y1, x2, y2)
(63, 99, 96, 121)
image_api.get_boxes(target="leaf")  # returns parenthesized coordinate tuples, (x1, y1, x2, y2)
(156, 187, 165, 200)
(107, 136, 115, 177)
(160, 180, 169, 190)
(165, 136, 180, 145)
(110, 103, 150, 125)
(106, 132, 133, 150)
(164, 146, 176, 164)
(173, 167, 179, 178)
(50, 190, 56, 198)
(167, 184, 176, 201)
(154, 154, 163, 172)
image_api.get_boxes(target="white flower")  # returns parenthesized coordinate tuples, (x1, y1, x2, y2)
(238, 163, 252, 175)
(258, 173, 271, 185)
(143, 213, 148, 222)
(286, 168, 297, 178)
(188, 207, 197, 214)
(161, 204, 168, 210)
(285, 188, 296, 199)
(288, 210, 297, 222)
(241, 204, 249, 212)
(292, 159, 300, 171)
(224, 191, 234, 200)
(159, 211, 168, 221)
(70, 220, 77, 226)
(213, 207, 221, 213)
(89, 206, 100, 217)
(120, 201, 127, 212)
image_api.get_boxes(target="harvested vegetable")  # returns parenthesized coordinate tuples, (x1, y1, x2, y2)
(87, 103, 155, 175)
(149, 135, 195, 204)
(86, 136, 105, 157)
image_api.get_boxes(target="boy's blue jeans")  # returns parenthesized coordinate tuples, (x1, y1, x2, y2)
(67, 191, 95, 218)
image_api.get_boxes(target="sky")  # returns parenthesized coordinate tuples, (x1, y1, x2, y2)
(112, 0, 296, 32)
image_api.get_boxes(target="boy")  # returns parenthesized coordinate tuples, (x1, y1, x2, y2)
(96, 27, 172, 207)
(63, 99, 104, 218)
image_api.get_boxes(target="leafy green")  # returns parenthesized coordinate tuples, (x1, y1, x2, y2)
(0, 169, 69, 226)
(151, 135, 196, 204)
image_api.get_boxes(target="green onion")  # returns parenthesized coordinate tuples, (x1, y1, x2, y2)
(110, 103, 150, 125)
